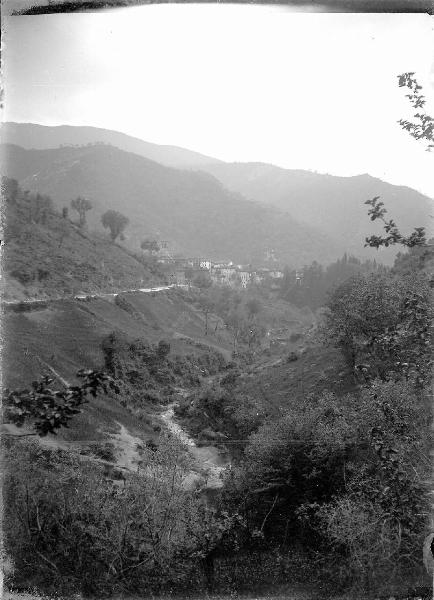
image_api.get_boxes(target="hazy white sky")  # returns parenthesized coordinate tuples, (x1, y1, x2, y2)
(3, 5, 434, 196)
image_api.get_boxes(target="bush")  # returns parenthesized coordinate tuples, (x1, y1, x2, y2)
(224, 379, 429, 589)
(3, 436, 238, 596)
(156, 339, 171, 358)
(86, 442, 117, 462)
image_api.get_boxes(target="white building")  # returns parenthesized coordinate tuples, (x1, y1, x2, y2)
(199, 259, 212, 271)
(238, 270, 251, 288)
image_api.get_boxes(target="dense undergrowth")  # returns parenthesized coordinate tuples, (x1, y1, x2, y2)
(100, 331, 229, 412)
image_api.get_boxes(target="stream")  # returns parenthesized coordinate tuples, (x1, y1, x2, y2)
(160, 404, 230, 490)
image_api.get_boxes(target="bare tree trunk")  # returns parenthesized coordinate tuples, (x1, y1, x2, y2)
(201, 552, 215, 591)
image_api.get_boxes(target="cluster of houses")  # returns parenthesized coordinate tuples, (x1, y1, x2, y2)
(157, 256, 285, 289)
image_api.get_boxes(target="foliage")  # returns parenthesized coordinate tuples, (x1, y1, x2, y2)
(156, 339, 171, 359)
(3, 370, 119, 436)
(85, 441, 117, 462)
(193, 271, 213, 290)
(1, 175, 19, 204)
(101, 209, 129, 241)
(321, 271, 432, 384)
(224, 380, 429, 588)
(3, 178, 157, 297)
(398, 72, 433, 151)
(364, 73, 433, 252)
(3, 436, 240, 596)
(280, 253, 386, 310)
(140, 238, 160, 254)
(176, 379, 269, 449)
(101, 332, 227, 413)
(307, 380, 429, 588)
(29, 192, 54, 225)
(365, 196, 428, 250)
(71, 196, 92, 227)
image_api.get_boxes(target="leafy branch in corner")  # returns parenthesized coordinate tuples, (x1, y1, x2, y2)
(364, 73, 433, 251)
(3, 369, 119, 436)
(364, 196, 427, 249)
(397, 72, 434, 151)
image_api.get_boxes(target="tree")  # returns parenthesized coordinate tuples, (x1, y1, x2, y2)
(57, 219, 70, 248)
(322, 272, 432, 384)
(193, 271, 212, 292)
(245, 297, 261, 321)
(225, 309, 245, 351)
(141, 239, 160, 255)
(225, 380, 428, 589)
(184, 267, 194, 289)
(3, 370, 119, 436)
(365, 196, 427, 250)
(156, 339, 171, 359)
(364, 74, 433, 252)
(397, 72, 433, 151)
(198, 295, 215, 336)
(101, 210, 129, 241)
(31, 193, 53, 225)
(1, 176, 19, 204)
(71, 196, 92, 228)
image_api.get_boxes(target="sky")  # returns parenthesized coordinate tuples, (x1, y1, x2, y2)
(2, 5, 434, 197)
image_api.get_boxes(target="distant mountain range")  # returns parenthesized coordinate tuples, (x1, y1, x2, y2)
(1, 143, 341, 266)
(201, 162, 433, 257)
(2, 122, 431, 265)
(2, 122, 221, 169)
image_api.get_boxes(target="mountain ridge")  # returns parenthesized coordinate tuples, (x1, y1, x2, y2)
(2, 121, 222, 169)
(3, 121, 430, 265)
(200, 161, 432, 257)
(1, 142, 344, 266)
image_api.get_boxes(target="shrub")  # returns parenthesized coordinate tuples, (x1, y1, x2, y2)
(156, 339, 171, 359)
(4, 435, 238, 596)
(87, 442, 117, 462)
(287, 351, 299, 362)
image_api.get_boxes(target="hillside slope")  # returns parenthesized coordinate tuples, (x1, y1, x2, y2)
(3, 122, 430, 264)
(2, 179, 162, 301)
(1, 143, 342, 266)
(201, 162, 433, 260)
(2, 121, 221, 169)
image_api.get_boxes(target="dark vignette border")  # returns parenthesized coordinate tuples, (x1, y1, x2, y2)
(11, 0, 434, 16)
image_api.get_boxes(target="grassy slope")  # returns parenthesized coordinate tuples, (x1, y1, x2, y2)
(3, 195, 161, 301)
(3, 289, 234, 442)
(237, 343, 355, 413)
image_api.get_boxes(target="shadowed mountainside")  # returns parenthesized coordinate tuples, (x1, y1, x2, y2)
(1, 143, 342, 266)
(201, 162, 433, 260)
(3, 122, 431, 264)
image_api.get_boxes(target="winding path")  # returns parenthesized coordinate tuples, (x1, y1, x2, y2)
(2, 284, 177, 307)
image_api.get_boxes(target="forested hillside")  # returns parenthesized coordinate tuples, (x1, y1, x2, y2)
(3, 122, 432, 264)
(1, 143, 342, 266)
(202, 162, 432, 262)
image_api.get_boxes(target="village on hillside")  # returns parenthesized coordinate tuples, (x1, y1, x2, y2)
(151, 241, 294, 289)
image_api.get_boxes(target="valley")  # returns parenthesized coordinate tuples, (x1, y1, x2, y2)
(2, 120, 432, 599)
